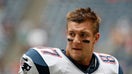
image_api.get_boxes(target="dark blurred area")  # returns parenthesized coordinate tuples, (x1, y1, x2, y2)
(0, 0, 131, 74)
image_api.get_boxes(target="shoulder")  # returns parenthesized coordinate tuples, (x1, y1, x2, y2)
(94, 52, 123, 74)
(25, 46, 63, 64)
(19, 46, 62, 74)
(25, 46, 62, 57)
(29, 46, 63, 58)
(24, 47, 50, 66)
(94, 52, 118, 64)
(93, 52, 123, 74)
(24, 47, 67, 68)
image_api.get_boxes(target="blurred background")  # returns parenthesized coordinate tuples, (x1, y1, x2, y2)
(0, 0, 131, 74)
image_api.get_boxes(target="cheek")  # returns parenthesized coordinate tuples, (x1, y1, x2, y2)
(83, 43, 94, 53)
(88, 36, 96, 44)
(83, 39, 95, 49)
(83, 43, 91, 49)
(67, 41, 72, 48)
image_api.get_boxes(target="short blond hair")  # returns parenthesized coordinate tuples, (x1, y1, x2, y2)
(66, 7, 101, 34)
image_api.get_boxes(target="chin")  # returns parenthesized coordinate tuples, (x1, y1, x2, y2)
(72, 50, 82, 56)
(71, 53, 83, 61)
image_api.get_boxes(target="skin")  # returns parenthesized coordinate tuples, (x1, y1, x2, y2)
(66, 21, 100, 66)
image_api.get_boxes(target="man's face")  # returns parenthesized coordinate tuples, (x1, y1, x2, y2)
(66, 21, 100, 62)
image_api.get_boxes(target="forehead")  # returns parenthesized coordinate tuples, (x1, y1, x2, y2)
(67, 21, 93, 32)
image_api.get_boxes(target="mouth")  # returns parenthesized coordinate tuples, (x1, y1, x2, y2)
(72, 48, 82, 50)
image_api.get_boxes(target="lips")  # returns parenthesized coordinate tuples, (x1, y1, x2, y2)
(72, 48, 82, 50)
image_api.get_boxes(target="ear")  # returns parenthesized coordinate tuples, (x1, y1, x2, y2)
(94, 33, 100, 44)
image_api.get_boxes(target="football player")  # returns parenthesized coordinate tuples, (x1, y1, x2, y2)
(19, 7, 123, 74)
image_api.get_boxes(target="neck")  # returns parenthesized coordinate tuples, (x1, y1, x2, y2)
(66, 50, 93, 66)
(78, 54, 93, 66)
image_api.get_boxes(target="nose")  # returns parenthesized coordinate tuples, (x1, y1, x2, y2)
(73, 35, 81, 44)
